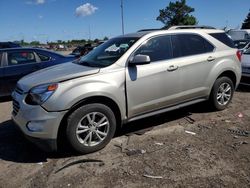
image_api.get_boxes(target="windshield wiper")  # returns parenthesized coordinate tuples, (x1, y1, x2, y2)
(78, 61, 105, 68)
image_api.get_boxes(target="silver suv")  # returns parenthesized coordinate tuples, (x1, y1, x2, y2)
(12, 28, 242, 154)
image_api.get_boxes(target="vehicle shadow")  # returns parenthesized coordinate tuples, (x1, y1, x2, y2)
(0, 96, 12, 103)
(237, 84, 250, 92)
(0, 102, 211, 164)
(0, 120, 49, 163)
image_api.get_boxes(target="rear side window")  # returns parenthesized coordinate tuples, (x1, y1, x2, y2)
(8, 51, 36, 66)
(135, 35, 173, 62)
(37, 53, 51, 61)
(209, 33, 235, 48)
(172, 34, 214, 58)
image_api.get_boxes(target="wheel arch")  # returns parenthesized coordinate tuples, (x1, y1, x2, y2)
(216, 70, 237, 89)
(57, 96, 122, 148)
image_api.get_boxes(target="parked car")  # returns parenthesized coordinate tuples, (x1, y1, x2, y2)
(0, 48, 77, 96)
(240, 48, 250, 86)
(0, 42, 21, 49)
(234, 39, 250, 53)
(71, 42, 106, 57)
(12, 28, 241, 154)
(227, 29, 250, 41)
(70, 45, 91, 57)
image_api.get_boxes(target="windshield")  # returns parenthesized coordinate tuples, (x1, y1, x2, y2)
(234, 41, 250, 49)
(75, 37, 138, 67)
(244, 48, 250, 55)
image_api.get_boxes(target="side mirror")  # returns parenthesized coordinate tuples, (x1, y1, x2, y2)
(129, 54, 150, 65)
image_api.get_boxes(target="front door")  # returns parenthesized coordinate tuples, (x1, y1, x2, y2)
(126, 35, 181, 118)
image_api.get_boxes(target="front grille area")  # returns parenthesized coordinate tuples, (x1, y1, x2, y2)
(12, 99, 20, 116)
(15, 86, 24, 95)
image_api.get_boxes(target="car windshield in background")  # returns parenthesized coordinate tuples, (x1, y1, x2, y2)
(234, 40, 250, 49)
(76, 37, 138, 67)
(244, 48, 250, 54)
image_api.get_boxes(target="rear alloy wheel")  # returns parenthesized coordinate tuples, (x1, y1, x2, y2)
(210, 77, 234, 110)
(66, 104, 116, 154)
(216, 83, 232, 106)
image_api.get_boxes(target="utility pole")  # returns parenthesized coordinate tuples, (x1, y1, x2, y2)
(121, 0, 124, 35)
(88, 24, 91, 41)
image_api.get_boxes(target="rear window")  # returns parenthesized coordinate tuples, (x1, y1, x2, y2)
(209, 33, 235, 48)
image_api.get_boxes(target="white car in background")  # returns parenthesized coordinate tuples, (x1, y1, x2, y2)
(241, 48, 250, 85)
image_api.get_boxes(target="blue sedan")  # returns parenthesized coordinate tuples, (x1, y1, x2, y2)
(0, 48, 77, 96)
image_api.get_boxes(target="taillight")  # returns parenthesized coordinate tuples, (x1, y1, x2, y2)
(236, 50, 242, 62)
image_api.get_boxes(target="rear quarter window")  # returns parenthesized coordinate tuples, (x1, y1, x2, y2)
(37, 53, 51, 61)
(209, 33, 236, 48)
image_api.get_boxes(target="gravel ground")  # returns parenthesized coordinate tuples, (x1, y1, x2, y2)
(0, 87, 249, 188)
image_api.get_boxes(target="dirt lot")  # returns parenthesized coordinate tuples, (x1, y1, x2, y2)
(0, 87, 250, 188)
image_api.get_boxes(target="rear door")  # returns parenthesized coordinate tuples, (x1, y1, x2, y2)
(3, 50, 39, 95)
(171, 33, 215, 101)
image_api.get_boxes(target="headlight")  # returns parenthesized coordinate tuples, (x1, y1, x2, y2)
(25, 83, 58, 105)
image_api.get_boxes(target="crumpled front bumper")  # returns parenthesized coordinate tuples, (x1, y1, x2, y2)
(11, 90, 67, 152)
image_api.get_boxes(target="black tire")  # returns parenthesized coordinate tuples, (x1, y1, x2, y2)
(209, 76, 234, 111)
(66, 103, 116, 154)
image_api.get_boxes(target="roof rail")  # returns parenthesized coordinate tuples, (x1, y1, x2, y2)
(168, 25, 216, 30)
(137, 25, 216, 33)
(137, 29, 162, 32)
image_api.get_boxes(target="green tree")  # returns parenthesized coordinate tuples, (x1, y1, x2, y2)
(94, 38, 99, 43)
(156, 0, 197, 29)
(103, 36, 109, 40)
(30, 41, 40, 46)
(242, 10, 250, 29)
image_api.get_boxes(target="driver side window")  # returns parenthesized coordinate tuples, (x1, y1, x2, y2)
(135, 35, 173, 62)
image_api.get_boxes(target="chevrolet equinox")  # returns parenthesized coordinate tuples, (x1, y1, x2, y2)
(12, 28, 242, 154)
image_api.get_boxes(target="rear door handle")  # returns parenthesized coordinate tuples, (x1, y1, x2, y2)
(207, 56, 216, 62)
(167, 65, 178, 72)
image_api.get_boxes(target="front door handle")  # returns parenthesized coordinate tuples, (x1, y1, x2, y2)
(207, 56, 216, 62)
(167, 65, 178, 72)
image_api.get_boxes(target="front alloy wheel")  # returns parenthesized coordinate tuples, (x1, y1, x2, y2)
(66, 103, 116, 154)
(76, 112, 110, 147)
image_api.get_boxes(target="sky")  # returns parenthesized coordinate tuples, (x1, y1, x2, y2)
(0, 0, 249, 43)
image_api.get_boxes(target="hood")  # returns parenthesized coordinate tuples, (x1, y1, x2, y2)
(18, 62, 100, 92)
